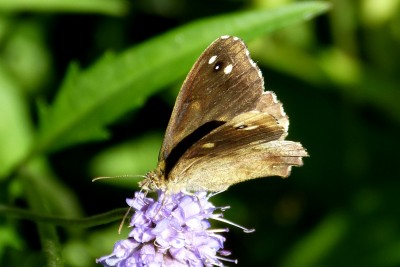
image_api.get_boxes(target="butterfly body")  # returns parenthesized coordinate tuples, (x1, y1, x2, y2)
(142, 36, 308, 193)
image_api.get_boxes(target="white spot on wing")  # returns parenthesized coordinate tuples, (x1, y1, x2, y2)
(224, 64, 233, 74)
(233, 36, 239, 41)
(244, 125, 259, 130)
(221, 35, 230, 39)
(208, 55, 217, 64)
(202, 143, 215, 148)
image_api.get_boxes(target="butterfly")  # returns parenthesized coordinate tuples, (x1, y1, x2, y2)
(142, 35, 308, 193)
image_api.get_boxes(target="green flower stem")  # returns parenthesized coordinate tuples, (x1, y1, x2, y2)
(22, 173, 63, 267)
(0, 204, 128, 228)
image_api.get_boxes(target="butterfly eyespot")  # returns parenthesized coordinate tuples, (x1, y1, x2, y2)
(213, 61, 225, 71)
(236, 125, 247, 129)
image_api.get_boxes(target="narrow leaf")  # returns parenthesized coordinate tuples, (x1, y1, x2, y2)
(0, 0, 128, 16)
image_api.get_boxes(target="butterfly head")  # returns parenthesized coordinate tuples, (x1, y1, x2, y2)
(140, 161, 168, 191)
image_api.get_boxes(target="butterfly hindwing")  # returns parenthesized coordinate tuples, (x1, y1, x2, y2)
(166, 111, 307, 192)
(180, 111, 284, 159)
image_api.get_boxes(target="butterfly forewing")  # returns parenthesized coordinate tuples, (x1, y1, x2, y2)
(159, 36, 265, 162)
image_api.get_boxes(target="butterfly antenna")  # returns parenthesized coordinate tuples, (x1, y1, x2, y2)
(91, 174, 146, 233)
(118, 206, 132, 234)
(92, 174, 145, 182)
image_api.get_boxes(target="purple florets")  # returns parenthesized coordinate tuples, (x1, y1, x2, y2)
(97, 190, 238, 267)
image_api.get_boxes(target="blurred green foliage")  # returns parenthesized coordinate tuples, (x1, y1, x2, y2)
(1, 0, 399, 266)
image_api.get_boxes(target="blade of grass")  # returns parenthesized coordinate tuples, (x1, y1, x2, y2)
(0, 0, 128, 16)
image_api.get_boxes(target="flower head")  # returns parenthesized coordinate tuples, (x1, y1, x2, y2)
(97, 190, 246, 267)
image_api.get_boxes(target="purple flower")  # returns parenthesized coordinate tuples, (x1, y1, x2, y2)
(97, 190, 251, 266)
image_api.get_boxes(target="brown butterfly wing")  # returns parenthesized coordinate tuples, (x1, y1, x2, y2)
(167, 111, 308, 192)
(159, 36, 264, 162)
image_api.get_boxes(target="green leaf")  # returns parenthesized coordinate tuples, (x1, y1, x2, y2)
(0, 0, 128, 16)
(34, 2, 331, 155)
(0, 64, 33, 178)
